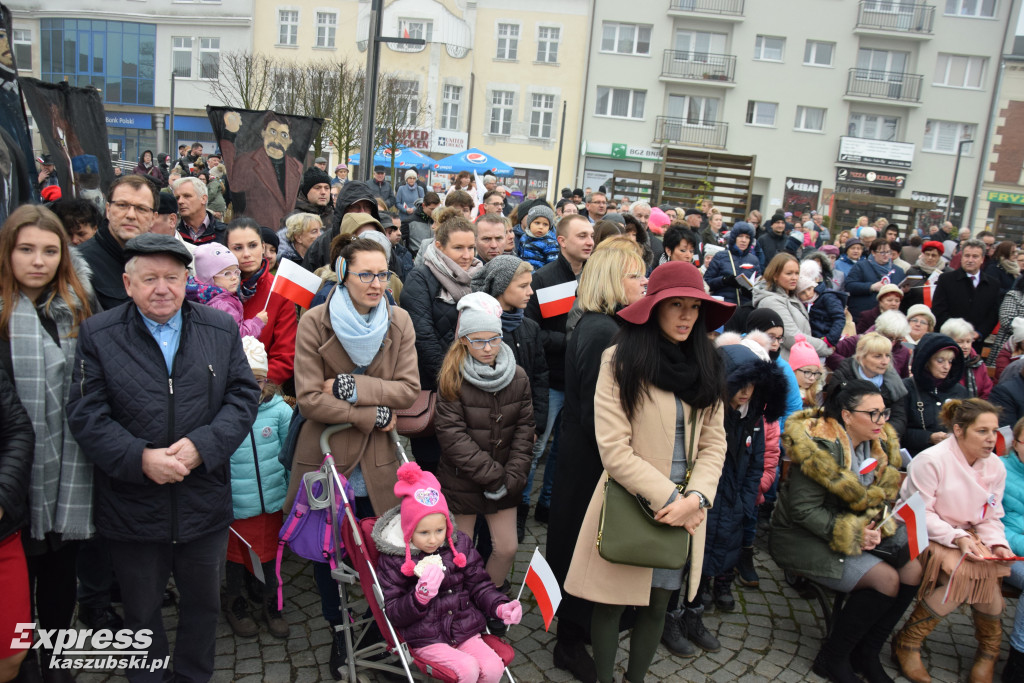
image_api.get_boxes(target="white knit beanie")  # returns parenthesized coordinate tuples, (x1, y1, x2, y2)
(242, 336, 269, 375)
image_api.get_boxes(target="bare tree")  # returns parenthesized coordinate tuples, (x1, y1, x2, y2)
(269, 60, 307, 116)
(322, 61, 365, 166)
(299, 61, 341, 158)
(205, 51, 278, 110)
(375, 72, 432, 189)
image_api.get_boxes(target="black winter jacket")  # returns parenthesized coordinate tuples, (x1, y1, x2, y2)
(757, 230, 788, 269)
(830, 357, 908, 438)
(807, 284, 847, 347)
(932, 268, 1002, 348)
(505, 316, 549, 435)
(990, 370, 1024, 428)
(76, 222, 130, 310)
(0, 368, 34, 542)
(304, 182, 383, 272)
(67, 302, 260, 543)
(524, 252, 580, 391)
(175, 210, 228, 246)
(902, 333, 968, 455)
(402, 265, 459, 391)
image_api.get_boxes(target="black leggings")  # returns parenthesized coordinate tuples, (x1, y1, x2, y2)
(25, 542, 79, 631)
(591, 587, 672, 683)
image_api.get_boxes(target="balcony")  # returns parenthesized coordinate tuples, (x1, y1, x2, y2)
(844, 69, 923, 105)
(653, 116, 728, 150)
(668, 0, 745, 20)
(855, 1, 935, 38)
(660, 50, 736, 85)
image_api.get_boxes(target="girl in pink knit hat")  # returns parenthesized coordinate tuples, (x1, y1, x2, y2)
(789, 334, 825, 408)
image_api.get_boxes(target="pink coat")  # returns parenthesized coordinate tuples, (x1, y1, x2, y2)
(899, 435, 1009, 549)
(207, 291, 266, 338)
(757, 420, 780, 505)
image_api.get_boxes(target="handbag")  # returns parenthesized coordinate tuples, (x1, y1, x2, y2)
(867, 523, 912, 568)
(596, 409, 699, 570)
(395, 390, 437, 438)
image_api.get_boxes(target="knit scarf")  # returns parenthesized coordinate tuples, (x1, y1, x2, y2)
(651, 337, 701, 400)
(964, 353, 982, 397)
(423, 244, 481, 304)
(501, 309, 524, 335)
(913, 254, 948, 276)
(185, 277, 228, 305)
(1002, 258, 1021, 279)
(8, 293, 93, 540)
(239, 259, 269, 302)
(461, 343, 516, 393)
(329, 285, 390, 368)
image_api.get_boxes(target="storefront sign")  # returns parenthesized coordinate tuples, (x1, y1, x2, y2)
(399, 128, 431, 150)
(105, 113, 153, 129)
(164, 115, 214, 133)
(783, 177, 821, 217)
(430, 130, 468, 154)
(986, 190, 1024, 206)
(836, 166, 906, 189)
(585, 141, 661, 162)
(838, 136, 914, 170)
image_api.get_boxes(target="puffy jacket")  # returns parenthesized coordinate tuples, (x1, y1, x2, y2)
(372, 507, 509, 649)
(402, 265, 460, 391)
(757, 230, 788, 269)
(1001, 453, 1024, 556)
(76, 221, 131, 310)
(525, 253, 580, 390)
(67, 302, 260, 543)
(229, 394, 293, 520)
(830, 356, 908, 438)
(845, 257, 905, 317)
(304, 182, 383, 272)
(0, 368, 34, 542)
(807, 285, 847, 346)
(751, 284, 831, 360)
(504, 316, 549, 435)
(436, 367, 535, 516)
(516, 232, 560, 270)
(902, 334, 968, 455)
(206, 176, 227, 215)
(704, 223, 760, 305)
(834, 254, 860, 277)
(991, 369, 1024, 428)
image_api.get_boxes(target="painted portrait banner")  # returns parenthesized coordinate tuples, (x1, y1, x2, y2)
(207, 106, 324, 229)
(0, 3, 36, 221)
(19, 77, 114, 209)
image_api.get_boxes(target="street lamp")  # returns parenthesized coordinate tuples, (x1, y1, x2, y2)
(944, 137, 973, 226)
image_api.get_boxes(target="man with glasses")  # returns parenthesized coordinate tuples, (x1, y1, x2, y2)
(481, 189, 506, 216)
(584, 191, 608, 224)
(933, 238, 1002, 353)
(845, 238, 906, 318)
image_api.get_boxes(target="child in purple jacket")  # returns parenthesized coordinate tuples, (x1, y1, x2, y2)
(187, 243, 267, 337)
(373, 463, 521, 683)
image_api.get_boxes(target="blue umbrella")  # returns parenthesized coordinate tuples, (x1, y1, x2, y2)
(348, 145, 432, 170)
(432, 148, 514, 175)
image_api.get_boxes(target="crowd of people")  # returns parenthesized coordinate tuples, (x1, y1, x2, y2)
(4, 146, 1024, 683)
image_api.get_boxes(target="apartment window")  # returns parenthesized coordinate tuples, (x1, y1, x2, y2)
(595, 87, 645, 119)
(754, 35, 785, 62)
(667, 94, 720, 125)
(803, 40, 834, 67)
(674, 30, 727, 60)
(945, 0, 997, 16)
(13, 29, 31, 69)
(530, 94, 555, 138)
(537, 26, 559, 63)
(397, 19, 432, 52)
(316, 12, 337, 48)
(923, 120, 975, 154)
(848, 113, 899, 140)
(856, 48, 908, 78)
(496, 23, 519, 60)
(396, 80, 420, 127)
(489, 90, 515, 135)
(795, 106, 826, 132)
(278, 9, 299, 46)
(934, 53, 985, 88)
(745, 100, 777, 127)
(172, 37, 193, 77)
(441, 84, 461, 130)
(199, 38, 219, 79)
(600, 22, 652, 56)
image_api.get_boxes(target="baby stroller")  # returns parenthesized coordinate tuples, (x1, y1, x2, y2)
(317, 424, 516, 682)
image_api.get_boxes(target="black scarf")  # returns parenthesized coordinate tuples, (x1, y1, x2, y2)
(501, 309, 524, 335)
(651, 337, 701, 400)
(240, 258, 269, 302)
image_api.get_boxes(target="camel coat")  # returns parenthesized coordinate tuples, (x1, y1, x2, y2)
(564, 346, 727, 606)
(285, 292, 420, 514)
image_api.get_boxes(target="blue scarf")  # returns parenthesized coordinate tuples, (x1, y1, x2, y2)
(328, 285, 390, 368)
(501, 309, 524, 335)
(857, 365, 884, 389)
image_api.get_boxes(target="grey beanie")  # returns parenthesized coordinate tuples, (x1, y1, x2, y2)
(602, 212, 625, 225)
(526, 204, 556, 230)
(359, 230, 392, 262)
(472, 254, 524, 298)
(456, 292, 503, 337)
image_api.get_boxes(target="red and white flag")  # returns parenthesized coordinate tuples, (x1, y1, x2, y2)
(268, 258, 322, 310)
(996, 425, 1014, 457)
(536, 281, 578, 319)
(894, 492, 928, 561)
(523, 548, 562, 631)
(858, 458, 878, 475)
(229, 526, 265, 583)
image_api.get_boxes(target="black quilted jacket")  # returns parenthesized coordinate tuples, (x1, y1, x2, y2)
(0, 368, 34, 542)
(402, 264, 459, 391)
(67, 301, 259, 543)
(524, 253, 579, 391)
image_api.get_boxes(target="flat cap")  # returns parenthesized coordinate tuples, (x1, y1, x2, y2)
(124, 233, 192, 267)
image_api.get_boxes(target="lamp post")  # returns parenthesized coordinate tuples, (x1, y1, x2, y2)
(944, 138, 973, 226)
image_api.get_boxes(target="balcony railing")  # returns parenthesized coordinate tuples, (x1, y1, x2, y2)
(661, 50, 736, 82)
(845, 69, 923, 103)
(653, 116, 728, 149)
(668, 0, 745, 16)
(856, 1, 935, 33)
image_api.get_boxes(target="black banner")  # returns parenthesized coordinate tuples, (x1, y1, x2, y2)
(19, 77, 114, 208)
(207, 106, 324, 229)
(0, 3, 36, 222)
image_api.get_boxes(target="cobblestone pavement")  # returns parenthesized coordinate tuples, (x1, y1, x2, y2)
(75, 485, 1017, 682)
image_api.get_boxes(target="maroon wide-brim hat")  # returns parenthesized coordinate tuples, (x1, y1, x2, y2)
(617, 261, 736, 330)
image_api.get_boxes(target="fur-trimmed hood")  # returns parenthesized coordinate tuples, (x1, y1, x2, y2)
(371, 504, 461, 558)
(717, 337, 789, 423)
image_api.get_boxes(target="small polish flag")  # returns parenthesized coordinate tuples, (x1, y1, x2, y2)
(894, 492, 929, 561)
(995, 425, 1014, 456)
(268, 258, 322, 309)
(230, 527, 265, 583)
(858, 458, 878, 475)
(523, 548, 562, 631)
(536, 280, 578, 319)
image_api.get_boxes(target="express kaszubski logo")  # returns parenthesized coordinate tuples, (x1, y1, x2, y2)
(11, 623, 169, 672)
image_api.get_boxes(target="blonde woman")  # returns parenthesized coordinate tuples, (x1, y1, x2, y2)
(277, 213, 324, 265)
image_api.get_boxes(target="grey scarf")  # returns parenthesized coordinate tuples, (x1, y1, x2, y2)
(461, 343, 516, 393)
(423, 243, 482, 304)
(8, 292, 93, 540)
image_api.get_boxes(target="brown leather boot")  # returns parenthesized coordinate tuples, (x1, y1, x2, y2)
(891, 601, 943, 683)
(969, 608, 1002, 683)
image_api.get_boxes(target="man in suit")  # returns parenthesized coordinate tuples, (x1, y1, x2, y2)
(932, 238, 1001, 353)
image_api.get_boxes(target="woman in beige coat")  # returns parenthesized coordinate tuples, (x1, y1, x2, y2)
(286, 234, 420, 677)
(565, 261, 731, 683)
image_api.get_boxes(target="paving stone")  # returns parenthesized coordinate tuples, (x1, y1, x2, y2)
(264, 662, 291, 680)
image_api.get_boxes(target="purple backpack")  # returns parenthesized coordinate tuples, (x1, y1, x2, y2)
(275, 457, 354, 609)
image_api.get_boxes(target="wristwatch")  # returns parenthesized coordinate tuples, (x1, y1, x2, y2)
(685, 491, 710, 509)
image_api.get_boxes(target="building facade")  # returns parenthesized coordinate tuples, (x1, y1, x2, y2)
(978, 38, 1024, 236)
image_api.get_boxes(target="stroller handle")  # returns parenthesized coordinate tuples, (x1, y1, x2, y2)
(320, 423, 352, 456)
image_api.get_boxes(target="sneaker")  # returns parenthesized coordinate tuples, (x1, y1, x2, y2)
(262, 600, 289, 639)
(736, 547, 760, 588)
(661, 609, 696, 657)
(552, 639, 597, 683)
(714, 574, 736, 612)
(78, 604, 124, 631)
(224, 596, 258, 638)
(682, 606, 720, 653)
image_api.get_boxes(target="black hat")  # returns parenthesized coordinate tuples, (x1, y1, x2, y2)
(157, 193, 178, 216)
(745, 308, 785, 334)
(684, 208, 703, 218)
(123, 234, 192, 267)
(572, 188, 583, 197)
(373, 165, 387, 173)
(300, 166, 332, 196)
(41, 154, 54, 165)
(770, 212, 786, 224)
(260, 226, 280, 250)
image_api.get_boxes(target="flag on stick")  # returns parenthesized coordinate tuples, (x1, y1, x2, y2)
(894, 492, 928, 561)
(519, 548, 562, 631)
(266, 257, 322, 310)
(229, 527, 265, 583)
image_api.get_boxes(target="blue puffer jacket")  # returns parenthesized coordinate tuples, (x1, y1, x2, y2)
(834, 254, 859, 277)
(229, 394, 293, 520)
(807, 284, 848, 347)
(704, 222, 760, 304)
(1001, 453, 1024, 556)
(516, 231, 560, 270)
(845, 257, 906, 317)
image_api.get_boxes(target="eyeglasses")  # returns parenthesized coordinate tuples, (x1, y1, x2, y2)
(908, 317, 930, 326)
(767, 334, 784, 344)
(110, 200, 155, 217)
(465, 335, 502, 349)
(796, 368, 822, 379)
(353, 271, 392, 283)
(215, 268, 241, 279)
(848, 408, 892, 424)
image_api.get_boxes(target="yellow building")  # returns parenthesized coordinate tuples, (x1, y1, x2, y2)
(252, 0, 588, 202)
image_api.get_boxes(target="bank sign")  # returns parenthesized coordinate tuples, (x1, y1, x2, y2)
(585, 141, 662, 161)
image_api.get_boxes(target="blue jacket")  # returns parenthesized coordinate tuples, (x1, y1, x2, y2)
(704, 223, 760, 304)
(229, 394, 293, 520)
(845, 257, 905, 317)
(834, 254, 859, 277)
(1001, 454, 1024, 556)
(806, 284, 847, 347)
(778, 359, 803, 432)
(396, 183, 424, 222)
(516, 231, 560, 270)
